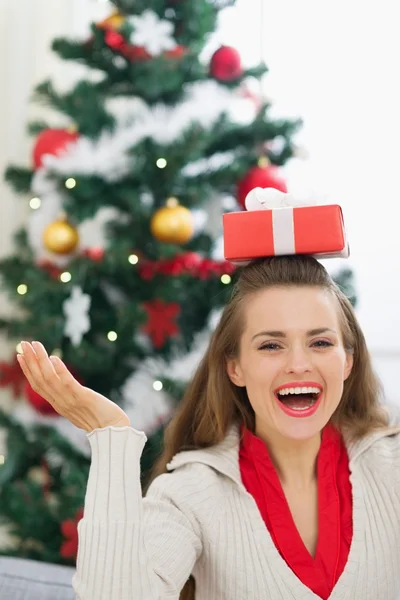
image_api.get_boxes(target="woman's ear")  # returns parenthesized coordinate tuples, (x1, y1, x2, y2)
(226, 359, 246, 387)
(344, 353, 354, 381)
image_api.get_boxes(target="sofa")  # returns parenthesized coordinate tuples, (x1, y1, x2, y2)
(0, 556, 75, 599)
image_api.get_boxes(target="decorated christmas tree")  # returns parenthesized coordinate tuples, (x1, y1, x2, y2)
(0, 0, 356, 566)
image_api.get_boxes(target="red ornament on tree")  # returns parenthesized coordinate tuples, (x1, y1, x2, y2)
(82, 247, 105, 262)
(123, 44, 186, 62)
(60, 508, 84, 559)
(0, 358, 26, 398)
(104, 30, 126, 51)
(33, 129, 79, 170)
(237, 162, 288, 209)
(38, 259, 63, 280)
(142, 299, 180, 348)
(210, 45, 243, 82)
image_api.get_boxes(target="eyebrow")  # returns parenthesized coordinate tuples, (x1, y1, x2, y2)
(251, 328, 338, 341)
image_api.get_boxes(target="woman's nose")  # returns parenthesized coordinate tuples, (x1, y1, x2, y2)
(284, 346, 313, 374)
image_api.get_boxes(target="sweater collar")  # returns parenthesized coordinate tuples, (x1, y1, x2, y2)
(166, 404, 400, 487)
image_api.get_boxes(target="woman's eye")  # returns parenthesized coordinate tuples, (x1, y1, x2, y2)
(259, 343, 282, 351)
(312, 340, 333, 348)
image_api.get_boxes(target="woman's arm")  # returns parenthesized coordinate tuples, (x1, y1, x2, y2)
(73, 426, 202, 600)
(15, 342, 201, 599)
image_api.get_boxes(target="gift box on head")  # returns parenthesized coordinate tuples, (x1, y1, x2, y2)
(223, 187, 349, 265)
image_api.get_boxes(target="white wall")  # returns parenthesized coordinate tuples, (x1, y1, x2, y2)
(0, 0, 399, 405)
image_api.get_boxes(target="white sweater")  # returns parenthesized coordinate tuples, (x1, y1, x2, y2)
(73, 407, 400, 600)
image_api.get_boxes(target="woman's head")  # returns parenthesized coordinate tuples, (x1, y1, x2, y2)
(226, 260, 354, 443)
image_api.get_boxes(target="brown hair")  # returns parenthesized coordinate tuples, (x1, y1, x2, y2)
(147, 255, 388, 600)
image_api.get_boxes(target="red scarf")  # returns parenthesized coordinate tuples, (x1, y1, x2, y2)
(239, 424, 353, 599)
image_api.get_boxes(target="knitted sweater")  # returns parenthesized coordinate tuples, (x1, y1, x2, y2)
(73, 407, 400, 600)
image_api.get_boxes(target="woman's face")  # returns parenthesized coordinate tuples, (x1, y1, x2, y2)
(227, 286, 353, 441)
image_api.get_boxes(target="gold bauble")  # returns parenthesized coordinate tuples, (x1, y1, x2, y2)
(97, 11, 125, 30)
(150, 198, 194, 244)
(43, 218, 79, 255)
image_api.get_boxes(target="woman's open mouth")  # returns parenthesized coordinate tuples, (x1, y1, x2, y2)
(274, 383, 323, 418)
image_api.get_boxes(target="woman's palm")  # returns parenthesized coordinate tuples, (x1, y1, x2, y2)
(17, 341, 130, 432)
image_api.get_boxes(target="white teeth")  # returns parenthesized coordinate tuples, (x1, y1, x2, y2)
(276, 386, 321, 396)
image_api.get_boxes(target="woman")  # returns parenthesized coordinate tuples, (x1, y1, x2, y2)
(17, 255, 400, 600)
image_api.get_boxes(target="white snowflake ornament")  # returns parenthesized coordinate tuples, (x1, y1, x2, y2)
(129, 10, 177, 56)
(63, 286, 91, 346)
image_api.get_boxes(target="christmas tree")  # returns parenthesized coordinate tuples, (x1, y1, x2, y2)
(0, 0, 356, 566)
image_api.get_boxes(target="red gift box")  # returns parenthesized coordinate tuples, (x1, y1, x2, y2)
(223, 204, 349, 264)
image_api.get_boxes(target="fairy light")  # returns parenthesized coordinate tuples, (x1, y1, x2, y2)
(17, 284, 28, 295)
(107, 331, 118, 341)
(29, 197, 41, 210)
(0, 456, 5, 465)
(51, 348, 63, 358)
(153, 380, 163, 391)
(65, 178, 77, 189)
(16, 343, 23, 354)
(128, 254, 139, 265)
(156, 158, 167, 169)
(166, 196, 179, 208)
(221, 274, 232, 285)
(60, 272, 72, 283)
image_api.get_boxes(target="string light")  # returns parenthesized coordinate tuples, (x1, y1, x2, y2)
(0, 456, 5, 465)
(128, 254, 139, 265)
(153, 381, 163, 391)
(166, 196, 179, 208)
(107, 331, 118, 341)
(16, 343, 23, 354)
(65, 178, 77, 189)
(17, 284, 28, 295)
(221, 274, 232, 285)
(156, 158, 167, 169)
(51, 348, 63, 358)
(29, 197, 41, 210)
(60, 272, 72, 283)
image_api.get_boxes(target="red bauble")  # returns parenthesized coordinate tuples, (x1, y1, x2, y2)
(237, 165, 288, 209)
(24, 381, 58, 416)
(210, 45, 243, 82)
(104, 30, 126, 51)
(83, 247, 105, 262)
(33, 129, 79, 170)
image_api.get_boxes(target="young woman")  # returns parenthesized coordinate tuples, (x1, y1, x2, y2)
(17, 255, 400, 600)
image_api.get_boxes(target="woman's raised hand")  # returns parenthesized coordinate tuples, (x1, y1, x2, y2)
(17, 341, 131, 433)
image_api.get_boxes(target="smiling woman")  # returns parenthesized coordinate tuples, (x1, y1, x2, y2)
(18, 254, 400, 600)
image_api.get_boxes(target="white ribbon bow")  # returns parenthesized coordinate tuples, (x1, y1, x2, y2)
(245, 187, 308, 211)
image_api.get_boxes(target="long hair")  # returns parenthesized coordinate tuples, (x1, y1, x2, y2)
(147, 255, 388, 600)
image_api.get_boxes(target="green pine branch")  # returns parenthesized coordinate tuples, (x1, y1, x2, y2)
(34, 80, 115, 138)
(5, 166, 34, 194)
